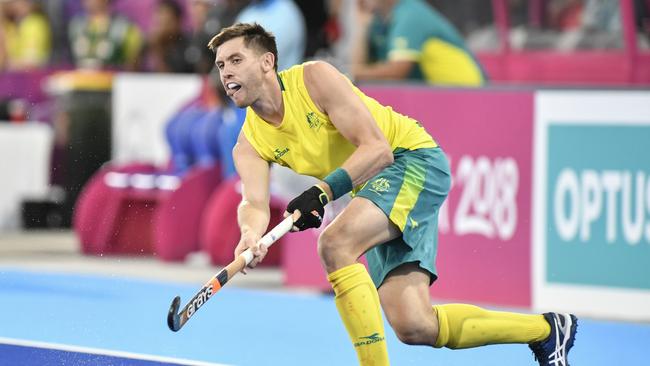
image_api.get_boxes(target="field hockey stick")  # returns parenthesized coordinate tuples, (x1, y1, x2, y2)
(167, 214, 295, 332)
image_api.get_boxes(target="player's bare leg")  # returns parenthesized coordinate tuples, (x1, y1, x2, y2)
(379, 263, 571, 365)
(318, 196, 400, 273)
(318, 196, 574, 366)
(318, 196, 400, 366)
(378, 263, 439, 346)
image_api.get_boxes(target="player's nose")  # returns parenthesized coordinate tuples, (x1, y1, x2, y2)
(220, 65, 233, 79)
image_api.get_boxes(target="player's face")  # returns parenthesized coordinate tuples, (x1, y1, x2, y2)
(215, 37, 266, 108)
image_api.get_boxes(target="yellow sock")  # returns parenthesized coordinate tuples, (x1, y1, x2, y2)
(433, 304, 550, 349)
(328, 263, 390, 366)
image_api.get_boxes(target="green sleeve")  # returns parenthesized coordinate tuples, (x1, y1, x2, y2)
(386, 6, 428, 61)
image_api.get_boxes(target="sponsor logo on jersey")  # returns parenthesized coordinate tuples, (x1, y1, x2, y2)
(274, 147, 290, 160)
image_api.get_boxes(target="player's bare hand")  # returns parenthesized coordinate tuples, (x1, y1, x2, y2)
(234, 232, 266, 274)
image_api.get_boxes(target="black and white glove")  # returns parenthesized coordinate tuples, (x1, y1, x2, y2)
(286, 186, 330, 231)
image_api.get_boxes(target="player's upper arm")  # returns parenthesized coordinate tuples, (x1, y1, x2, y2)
(233, 131, 271, 207)
(303, 61, 389, 148)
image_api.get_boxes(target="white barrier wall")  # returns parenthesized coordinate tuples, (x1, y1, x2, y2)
(533, 91, 650, 320)
(112, 73, 203, 166)
(0, 123, 53, 231)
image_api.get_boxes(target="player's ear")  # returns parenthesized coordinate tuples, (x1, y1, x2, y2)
(261, 52, 275, 72)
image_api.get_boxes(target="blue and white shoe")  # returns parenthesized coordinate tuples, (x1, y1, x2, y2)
(529, 313, 578, 366)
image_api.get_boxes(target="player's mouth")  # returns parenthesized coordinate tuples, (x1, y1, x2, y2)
(226, 82, 242, 98)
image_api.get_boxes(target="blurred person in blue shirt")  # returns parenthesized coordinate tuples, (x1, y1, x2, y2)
(166, 70, 246, 179)
(235, 0, 306, 71)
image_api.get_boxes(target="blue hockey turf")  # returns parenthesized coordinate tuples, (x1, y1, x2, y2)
(0, 269, 647, 365)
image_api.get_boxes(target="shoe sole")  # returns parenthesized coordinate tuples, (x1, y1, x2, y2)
(566, 314, 578, 362)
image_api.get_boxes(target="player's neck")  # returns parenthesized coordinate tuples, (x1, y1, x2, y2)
(250, 72, 284, 127)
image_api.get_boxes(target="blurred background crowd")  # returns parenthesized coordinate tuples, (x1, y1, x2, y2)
(0, 4, 649, 354)
(1, 0, 649, 261)
(1, 0, 648, 76)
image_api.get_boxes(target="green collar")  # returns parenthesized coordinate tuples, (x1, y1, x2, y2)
(277, 73, 285, 91)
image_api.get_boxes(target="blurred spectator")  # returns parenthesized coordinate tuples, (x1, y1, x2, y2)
(314, 0, 356, 74)
(68, 0, 143, 70)
(144, 0, 193, 73)
(235, 0, 306, 71)
(185, 0, 251, 74)
(548, 0, 585, 32)
(0, 0, 51, 71)
(431, 0, 498, 52)
(546, 0, 624, 50)
(164, 70, 245, 179)
(353, 0, 486, 86)
(575, 0, 621, 48)
(0, 2, 10, 69)
(583, 0, 621, 31)
(431, 0, 495, 36)
(206, 0, 250, 35)
(40, 0, 70, 65)
(211, 74, 246, 179)
(294, 0, 330, 58)
(511, 0, 625, 50)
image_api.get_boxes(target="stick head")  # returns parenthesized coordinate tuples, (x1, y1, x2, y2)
(167, 296, 182, 332)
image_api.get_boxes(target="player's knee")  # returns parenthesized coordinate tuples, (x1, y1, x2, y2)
(392, 319, 437, 346)
(385, 308, 439, 347)
(317, 227, 355, 271)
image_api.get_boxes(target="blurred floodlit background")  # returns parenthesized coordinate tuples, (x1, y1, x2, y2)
(0, 2, 649, 361)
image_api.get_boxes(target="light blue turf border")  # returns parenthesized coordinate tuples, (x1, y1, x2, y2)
(1, 268, 648, 365)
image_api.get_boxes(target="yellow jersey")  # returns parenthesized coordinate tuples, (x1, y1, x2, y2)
(242, 63, 437, 180)
(3, 14, 51, 67)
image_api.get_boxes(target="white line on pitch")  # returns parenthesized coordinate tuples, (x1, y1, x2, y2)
(0, 337, 233, 366)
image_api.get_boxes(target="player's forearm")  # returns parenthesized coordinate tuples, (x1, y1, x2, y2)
(353, 62, 411, 81)
(318, 143, 393, 201)
(343, 142, 394, 186)
(237, 200, 271, 237)
(342, 145, 393, 187)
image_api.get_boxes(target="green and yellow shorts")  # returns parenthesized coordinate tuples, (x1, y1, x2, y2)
(354, 147, 451, 288)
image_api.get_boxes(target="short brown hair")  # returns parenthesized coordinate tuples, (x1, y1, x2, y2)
(207, 23, 279, 71)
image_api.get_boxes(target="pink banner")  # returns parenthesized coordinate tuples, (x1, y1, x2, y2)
(364, 87, 534, 307)
(283, 87, 534, 308)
